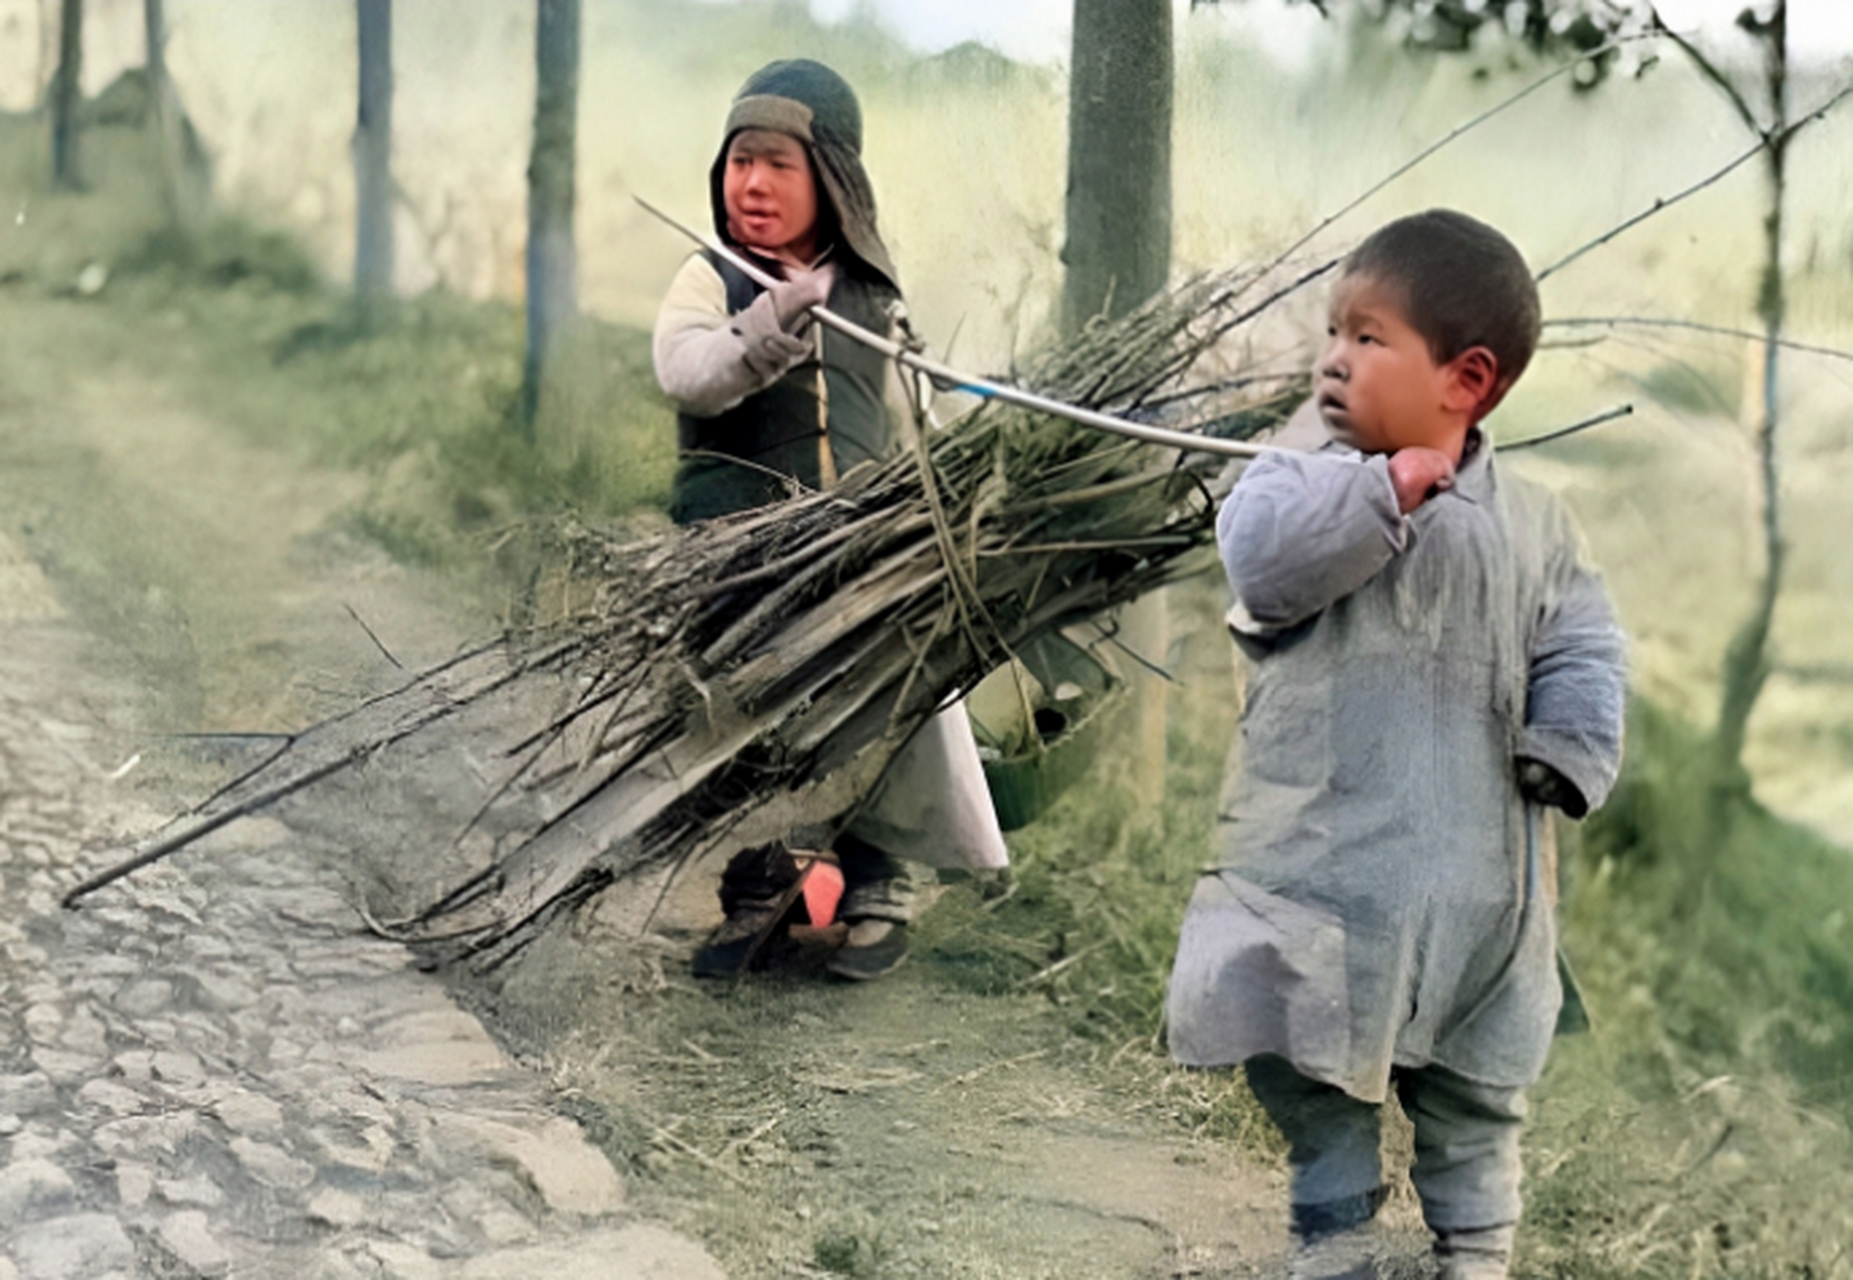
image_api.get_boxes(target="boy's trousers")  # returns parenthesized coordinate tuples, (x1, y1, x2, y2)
(1244, 1055, 1526, 1239)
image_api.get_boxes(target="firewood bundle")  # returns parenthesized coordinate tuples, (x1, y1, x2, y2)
(69, 263, 1312, 966)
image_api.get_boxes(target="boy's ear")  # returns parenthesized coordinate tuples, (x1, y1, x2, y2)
(1444, 346, 1507, 420)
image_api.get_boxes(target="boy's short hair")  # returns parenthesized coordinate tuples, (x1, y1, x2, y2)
(1346, 209, 1541, 386)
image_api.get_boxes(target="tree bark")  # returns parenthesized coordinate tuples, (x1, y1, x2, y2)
(522, 0, 581, 429)
(50, 0, 81, 188)
(353, 0, 395, 303)
(1060, 0, 1173, 337)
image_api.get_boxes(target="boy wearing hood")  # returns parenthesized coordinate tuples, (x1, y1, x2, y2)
(654, 59, 1007, 982)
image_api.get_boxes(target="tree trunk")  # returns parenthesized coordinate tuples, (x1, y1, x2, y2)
(143, 0, 163, 88)
(50, 0, 81, 188)
(1711, 2, 1788, 808)
(1059, 0, 1172, 337)
(1062, 0, 1175, 800)
(521, 0, 581, 430)
(353, 0, 395, 304)
(144, 0, 203, 232)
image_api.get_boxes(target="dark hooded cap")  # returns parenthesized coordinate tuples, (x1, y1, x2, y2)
(708, 58, 899, 290)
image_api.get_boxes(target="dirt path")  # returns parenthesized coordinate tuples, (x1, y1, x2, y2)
(0, 287, 1372, 1279)
(0, 291, 726, 1277)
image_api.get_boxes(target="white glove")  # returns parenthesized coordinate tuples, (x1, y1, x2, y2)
(735, 264, 834, 379)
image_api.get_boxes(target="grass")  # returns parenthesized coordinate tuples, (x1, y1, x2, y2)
(2, 109, 676, 601)
(105, 256, 677, 582)
(918, 583, 1853, 1273)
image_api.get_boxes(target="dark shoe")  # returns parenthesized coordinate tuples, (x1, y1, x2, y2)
(690, 902, 784, 978)
(825, 919, 908, 981)
(1288, 1225, 1380, 1280)
(1434, 1225, 1514, 1280)
(693, 850, 839, 978)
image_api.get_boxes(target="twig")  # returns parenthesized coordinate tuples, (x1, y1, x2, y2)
(647, 1122, 745, 1185)
(1015, 943, 1107, 991)
(1244, 33, 1650, 288)
(342, 602, 403, 669)
(1501, 403, 1635, 451)
(1545, 316, 1853, 364)
(637, 196, 1269, 460)
(1649, 6, 1761, 136)
(63, 747, 367, 907)
(944, 1048, 1051, 1089)
(1536, 78, 1853, 283)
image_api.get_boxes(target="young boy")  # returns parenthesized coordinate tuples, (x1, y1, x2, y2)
(653, 58, 1007, 981)
(1165, 210, 1626, 1279)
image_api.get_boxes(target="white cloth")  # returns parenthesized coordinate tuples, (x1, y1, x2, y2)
(847, 701, 1010, 872)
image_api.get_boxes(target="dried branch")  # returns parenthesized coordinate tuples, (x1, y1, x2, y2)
(1545, 316, 1853, 365)
(66, 265, 1311, 965)
(1536, 77, 1853, 283)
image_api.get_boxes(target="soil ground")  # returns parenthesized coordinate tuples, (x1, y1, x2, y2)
(0, 275, 1424, 1278)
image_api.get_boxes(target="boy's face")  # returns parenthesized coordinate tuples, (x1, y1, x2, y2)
(1315, 272, 1462, 455)
(722, 129, 820, 264)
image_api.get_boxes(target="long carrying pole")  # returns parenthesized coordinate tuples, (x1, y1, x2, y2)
(636, 197, 1267, 460)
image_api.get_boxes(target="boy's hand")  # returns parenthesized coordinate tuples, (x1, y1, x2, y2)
(1516, 757, 1588, 818)
(769, 264, 835, 332)
(734, 266, 834, 380)
(1387, 447, 1456, 514)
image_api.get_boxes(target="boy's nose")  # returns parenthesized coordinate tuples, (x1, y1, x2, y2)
(1318, 347, 1348, 382)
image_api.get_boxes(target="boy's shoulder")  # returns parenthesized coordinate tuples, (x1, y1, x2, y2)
(1486, 450, 1583, 545)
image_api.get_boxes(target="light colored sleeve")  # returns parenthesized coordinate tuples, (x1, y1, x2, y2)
(1217, 449, 1407, 636)
(651, 254, 812, 418)
(1519, 505, 1628, 815)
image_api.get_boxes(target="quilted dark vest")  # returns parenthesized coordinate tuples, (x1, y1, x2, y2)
(671, 251, 900, 524)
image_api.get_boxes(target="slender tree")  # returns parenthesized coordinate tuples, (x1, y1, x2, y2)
(1662, 3, 1791, 807)
(143, 0, 164, 99)
(143, 0, 204, 231)
(50, 0, 81, 187)
(1061, 0, 1174, 337)
(521, 0, 581, 429)
(353, 0, 395, 304)
(1063, 0, 1176, 801)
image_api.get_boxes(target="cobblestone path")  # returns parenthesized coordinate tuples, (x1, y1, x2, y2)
(0, 553, 724, 1278)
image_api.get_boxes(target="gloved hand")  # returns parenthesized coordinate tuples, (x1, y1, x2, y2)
(733, 264, 833, 380)
(1516, 756, 1587, 818)
(770, 263, 833, 329)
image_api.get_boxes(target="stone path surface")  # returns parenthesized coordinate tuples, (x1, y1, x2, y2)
(0, 559, 724, 1278)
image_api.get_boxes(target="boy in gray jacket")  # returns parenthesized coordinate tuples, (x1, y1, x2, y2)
(1165, 210, 1626, 1279)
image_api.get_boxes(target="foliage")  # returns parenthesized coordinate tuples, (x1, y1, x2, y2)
(119, 215, 322, 293)
(1197, 0, 1655, 85)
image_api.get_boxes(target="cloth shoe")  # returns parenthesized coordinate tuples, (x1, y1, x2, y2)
(1433, 1225, 1514, 1280)
(824, 918, 908, 981)
(692, 846, 834, 978)
(1287, 1224, 1380, 1280)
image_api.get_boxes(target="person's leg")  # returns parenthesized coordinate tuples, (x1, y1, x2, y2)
(1395, 1065, 1527, 1279)
(1244, 1056, 1387, 1277)
(827, 832, 916, 980)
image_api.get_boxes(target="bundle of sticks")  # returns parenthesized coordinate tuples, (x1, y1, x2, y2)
(65, 262, 1311, 966)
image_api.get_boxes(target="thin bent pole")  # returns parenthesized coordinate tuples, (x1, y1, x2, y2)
(637, 197, 1268, 460)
